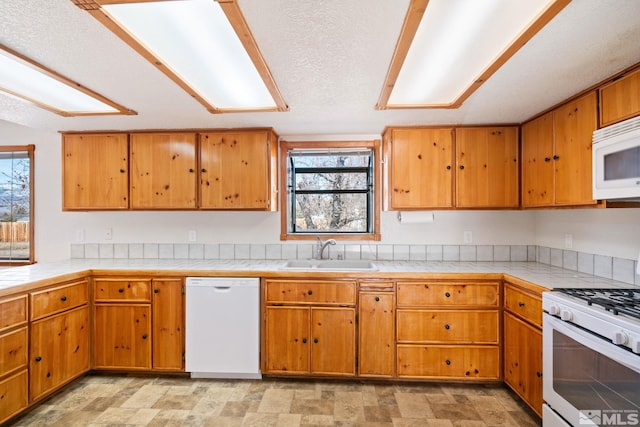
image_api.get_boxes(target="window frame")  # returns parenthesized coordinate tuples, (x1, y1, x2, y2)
(0, 145, 35, 265)
(279, 140, 381, 241)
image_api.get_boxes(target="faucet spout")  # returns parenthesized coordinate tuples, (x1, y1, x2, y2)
(315, 236, 336, 260)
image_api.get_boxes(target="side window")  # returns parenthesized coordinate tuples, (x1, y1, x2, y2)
(0, 145, 34, 264)
(280, 140, 381, 241)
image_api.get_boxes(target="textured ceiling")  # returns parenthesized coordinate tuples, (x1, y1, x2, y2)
(1, 0, 640, 138)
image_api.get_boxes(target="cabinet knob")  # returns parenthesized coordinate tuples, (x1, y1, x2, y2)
(518, 301, 525, 307)
(313, 338, 319, 344)
(302, 338, 307, 344)
(445, 292, 451, 298)
(154, 289, 160, 294)
(119, 169, 126, 173)
(307, 290, 313, 295)
(60, 296, 67, 302)
(445, 359, 451, 365)
(459, 165, 465, 170)
(446, 165, 451, 170)
(118, 288, 124, 293)
(201, 168, 207, 173)
(544, 157, 551, 162)
(444, 324, 450, 330)
(553, 155, 560, 160)
(35, 356, 42, 362)
(189, 168, 195, 173)
(142, 334, 148, 340)
(536, 371, 543, 378)
(375, 296, 380, 302)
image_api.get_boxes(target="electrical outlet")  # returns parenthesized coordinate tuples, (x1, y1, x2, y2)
(104, 228, 112, 240)
(75, 229, 84, 242)
(188, 230, 197, 242)
(564, 234, 573, 249)
(463, 231, 473, 244)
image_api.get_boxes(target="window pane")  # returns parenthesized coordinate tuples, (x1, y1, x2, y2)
(295, 172, 368, 191)
(0, 151, 30, 261)
(294, 193, 369, 232)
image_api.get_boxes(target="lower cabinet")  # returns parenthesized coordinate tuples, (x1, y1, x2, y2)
(152, 279, 185, 371)
(94, 304, 151, 369)
(397, 345, 500, 379)
(358, 288, 395, 377)
(30, 305, 90, 401)
(0, 295, 28, 423)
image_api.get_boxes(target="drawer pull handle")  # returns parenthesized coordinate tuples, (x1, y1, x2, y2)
(445, 359, 451, 365)
(375, 296, 380, 302)
(307, 290, 313, 295)
(302, 338, 307, 344)
(445, 292, 451, 298)
(154, 289, 160, 294)
(35, 356, 42, 362)
(118, 288, 125, 293)
(142, 334, 148, 340)
(444, 324, 450, 330)
(60, 296, 67, 302)
(518, 301, 525, 307)
(314, 338, 319, 344)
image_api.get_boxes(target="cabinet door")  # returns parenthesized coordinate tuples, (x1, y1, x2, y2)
(600, 68, 640, 126)
(0, 370, 27, 424)
(456, 127, 519, 208)
(30, 305, 90, 401)
(521, 112, 554, 207)
(264, 307, 309, 374)
(130, 133, 197, 209)
(359, 292, 394, 377)
(200, 131, 274, 210)
(94, 304, 151, 369)
(553, 92, 598, 205)
(389, 128, 454, 209)
(310, 307, 355, 376)
(62, 134, 129, 210)
(504, 312, 543, 417)
(152, 279, 184, 371)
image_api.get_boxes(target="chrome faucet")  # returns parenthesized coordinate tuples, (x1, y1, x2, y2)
(315, 236, 336, 260)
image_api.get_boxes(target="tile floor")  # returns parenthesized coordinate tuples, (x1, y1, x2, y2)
(9, 375, 541, 427)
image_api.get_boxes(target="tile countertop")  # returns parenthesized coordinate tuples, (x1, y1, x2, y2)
(0, 259, 636, 297)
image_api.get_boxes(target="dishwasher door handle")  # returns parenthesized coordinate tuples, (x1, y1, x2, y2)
(213, 286, 232, 291)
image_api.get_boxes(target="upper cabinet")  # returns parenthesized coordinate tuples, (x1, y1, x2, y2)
(599, 67, 640, 127)
(521, 91, 598, 208)
(385, 127, 454, 209)
(63, 128, 278, 211)
(384, 126, 518, 210)
(63, 134, 129, 210)
(200, 130, 278, 211)
(455, 127, 519, 208)
(130, 133, 198, 209)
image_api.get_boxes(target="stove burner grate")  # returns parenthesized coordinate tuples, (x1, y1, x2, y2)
(555, 288, 640, 319)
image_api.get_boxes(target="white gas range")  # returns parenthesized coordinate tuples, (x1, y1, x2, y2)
(542, 288, 640, 427)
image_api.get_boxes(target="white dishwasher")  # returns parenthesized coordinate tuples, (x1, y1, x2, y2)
(185, 277, 261, 379)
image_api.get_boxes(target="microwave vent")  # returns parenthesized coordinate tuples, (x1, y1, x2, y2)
(593, 116, 640, 144)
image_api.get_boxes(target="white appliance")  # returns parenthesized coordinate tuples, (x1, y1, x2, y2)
(542, 289, 640, 427)
(185, 277, 261, 379)
(592, 116, 640, 201)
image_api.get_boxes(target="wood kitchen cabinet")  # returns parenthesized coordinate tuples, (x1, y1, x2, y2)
(130, 133, 197, 209)
(396, 281, 500, 380)
(152, 278, 184, 371)
(0, 295, 28, 423)
(358, 285, 395, 377)
(503, 282, 544, 417)
(200, 129, 278, 210)
(263, 279, 356, 376)
(62, 133, 129, 210)
(29, 280, 90, 402)
(455, 127, 519, 208)
(599, 66, 640, 126)
(384, 127, 455, 209)
(522, 91, 598, 207)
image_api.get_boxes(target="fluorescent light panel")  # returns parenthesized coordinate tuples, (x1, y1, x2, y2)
(83, 0, 287, 113)
(378, 0, 570, 109)
(0, 44, 133, 116)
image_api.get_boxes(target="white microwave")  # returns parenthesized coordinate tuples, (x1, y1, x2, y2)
(592, 116, 640, 201)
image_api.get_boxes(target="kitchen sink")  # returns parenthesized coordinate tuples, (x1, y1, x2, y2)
(281, 259, 378, 271)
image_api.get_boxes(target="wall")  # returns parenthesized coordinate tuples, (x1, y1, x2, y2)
(1, 120, 638, 263)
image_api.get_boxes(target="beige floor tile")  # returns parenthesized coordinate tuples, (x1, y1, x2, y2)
(257, 389, 294, 414)
(395, 392, 434, 418)
(276, 413, 302, 427)
(122, 385, 168, 408)
(333, 391, 365, 422)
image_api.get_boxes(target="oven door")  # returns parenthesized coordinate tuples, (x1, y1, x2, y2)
(543, 314, 640, 426)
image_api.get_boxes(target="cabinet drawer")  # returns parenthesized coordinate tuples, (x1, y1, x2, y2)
(0, 295, 27, 332)
(93, 279, 151, 302)
(31, 281, 88, 320)
(0, 326, 28, 375)
(397, 310, 498, 344)
(397, 345, 500, 379)
(265, 280, 356, 305)
(504, 285, 542, 327)
(397, 282, 499, 307)
(0, 370, 28, 424)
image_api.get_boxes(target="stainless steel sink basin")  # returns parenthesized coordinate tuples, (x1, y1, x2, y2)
(281, 259, 378, 271)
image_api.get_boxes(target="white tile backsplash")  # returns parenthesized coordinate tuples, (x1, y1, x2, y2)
(143, 244, 159, 259)
(189, 244, 204, 260)
(426, 245, 443, 261)
(563, 250, 578, 271)
(460, 246, 476, 262)
(594, 255, 613, 279)
(493, 246, 510, 262)
(174, 244, 188, 259)
(613, 258, 635, 285)
(578, 252, 594, 275)
(443, 245, 459, 261)
(159, 244, 174, 259)
(477, 246, 493, 262)
(204, 244, 219, 259)
(99, 244, 113, 259)
(409, 245, 426, 261)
